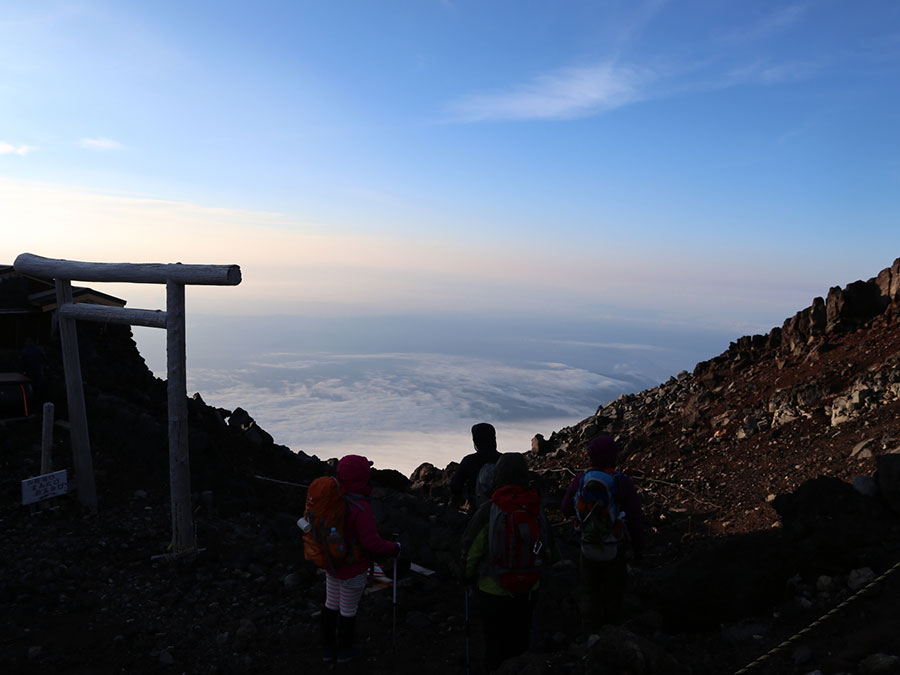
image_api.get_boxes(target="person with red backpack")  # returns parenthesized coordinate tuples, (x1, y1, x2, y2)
(561, 434, 645, 633)
(461, 452, 552, 672)
(307, 454, 400, 664)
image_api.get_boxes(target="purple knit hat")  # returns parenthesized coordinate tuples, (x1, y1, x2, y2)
(587, 435, 617, 469)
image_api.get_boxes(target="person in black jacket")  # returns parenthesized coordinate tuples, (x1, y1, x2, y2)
(450, 422, 501, 511)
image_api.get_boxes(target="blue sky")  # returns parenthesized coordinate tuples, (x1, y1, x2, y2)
(3, 2, 899, 471)
(2, 1, 898, 322)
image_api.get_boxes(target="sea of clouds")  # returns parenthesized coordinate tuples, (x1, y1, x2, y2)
(135, 314, 734, 475)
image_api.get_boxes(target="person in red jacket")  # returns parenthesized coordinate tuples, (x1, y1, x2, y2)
(321, 454, 400, 663)
(561, 435, 645, 633)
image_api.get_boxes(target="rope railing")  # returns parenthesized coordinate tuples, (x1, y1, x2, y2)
(734, 559, 900, 674)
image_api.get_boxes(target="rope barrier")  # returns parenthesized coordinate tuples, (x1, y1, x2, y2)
(734, 559, 900, 674)
(253, 474, 310, 488)
(545, 467, 577, 476)
(633, 474, 722, 509)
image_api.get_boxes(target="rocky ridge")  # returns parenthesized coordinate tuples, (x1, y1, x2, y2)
(2, 259, 900, 674)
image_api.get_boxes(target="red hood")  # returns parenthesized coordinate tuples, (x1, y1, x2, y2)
(492, 483, 540, 514)
(337, 454, 372, 495)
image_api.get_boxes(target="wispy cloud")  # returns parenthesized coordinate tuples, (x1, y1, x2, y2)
(721, 3, 808, 44)
(446, 51, 817, 123)
(534, 339, 670, 353)
(611, 0, 671, 54)
(446, 62, 651, 122)
(0, 141, 36, 156)
(723, 60, 818, 87)
(756, 61, 817, 84)
(445, 2, 819, 125)
(79, 136, 125, 151)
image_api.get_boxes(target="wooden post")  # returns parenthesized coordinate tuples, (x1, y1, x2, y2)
(41, 402, 55, 474)
(54, 280, 98, 511)
(166, 280, 193, 552)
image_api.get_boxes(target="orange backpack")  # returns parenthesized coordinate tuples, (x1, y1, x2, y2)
(302, 476, 361, 572)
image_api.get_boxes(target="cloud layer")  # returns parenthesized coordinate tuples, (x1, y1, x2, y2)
(182, 350, 642, 476)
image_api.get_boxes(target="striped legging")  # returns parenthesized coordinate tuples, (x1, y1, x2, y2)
(325, 571, 367, 617)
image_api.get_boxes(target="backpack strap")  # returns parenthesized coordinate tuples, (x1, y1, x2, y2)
(344, 493, 364, 510)
(341, 492, 365, 551)
(611, 471, 631, 544)
(612, 470, 627, 511)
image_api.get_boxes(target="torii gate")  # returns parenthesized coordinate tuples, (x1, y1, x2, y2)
(14, 253, 241, 553)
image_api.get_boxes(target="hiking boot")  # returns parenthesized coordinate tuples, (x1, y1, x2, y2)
(336, 614, 357, 663)
(321, 607, 338, 662)
(336, 644, 364, 664)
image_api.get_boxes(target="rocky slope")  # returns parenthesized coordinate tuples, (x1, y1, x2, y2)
(2, 260, 900, 675)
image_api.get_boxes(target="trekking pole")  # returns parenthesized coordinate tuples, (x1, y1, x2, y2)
(465, 587, 471, 675)
(392, 532, 399, 650)
(530, 593, 538, 653)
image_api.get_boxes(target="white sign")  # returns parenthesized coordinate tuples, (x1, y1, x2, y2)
(21, 470, 68, 505)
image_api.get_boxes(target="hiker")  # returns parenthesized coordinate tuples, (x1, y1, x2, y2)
(461, 452, 552, 672)
(561, 434, 645, 633)
(450, 422, 502, 511)
(318, 454, 400, 663)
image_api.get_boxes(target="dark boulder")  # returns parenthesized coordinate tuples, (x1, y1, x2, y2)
(773, 475, 899, 574)
(876, 453, 900, 516)
(228, 407, 274, 446)
(826, 280, 883, 332)
(531, 433, 553, 455)
(372, 467, 410, 492)
(641, 530, 791, 630)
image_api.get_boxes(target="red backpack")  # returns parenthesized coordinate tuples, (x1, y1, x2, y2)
(486, 484, 546, 594)
(302, 476, 361, 573)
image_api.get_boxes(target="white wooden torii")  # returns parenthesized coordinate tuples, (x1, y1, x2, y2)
(14, 253, 241, 553)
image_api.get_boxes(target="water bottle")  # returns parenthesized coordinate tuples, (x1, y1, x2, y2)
(296, 516, 312, 533)
(327, 526, 345, 554)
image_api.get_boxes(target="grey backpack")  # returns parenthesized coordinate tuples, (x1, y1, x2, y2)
(474, 462, 496, 507)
